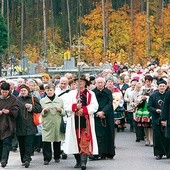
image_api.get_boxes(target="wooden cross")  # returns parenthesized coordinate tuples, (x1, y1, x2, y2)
(71, 39, 86, 64)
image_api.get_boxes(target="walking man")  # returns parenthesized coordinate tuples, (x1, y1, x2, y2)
(92, 77, 115, 160)
(64, 75, 98, 170)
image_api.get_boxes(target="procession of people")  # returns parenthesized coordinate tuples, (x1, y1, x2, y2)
(0, 61, 170, 169)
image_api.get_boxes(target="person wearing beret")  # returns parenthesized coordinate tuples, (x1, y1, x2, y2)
(148, 79, 170, 160)
(0, 82, 19, 168)
(16, 84, 42, 168)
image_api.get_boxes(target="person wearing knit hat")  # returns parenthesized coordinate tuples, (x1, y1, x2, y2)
(20, 84, 31, 93)
(1, 82, 10, 91)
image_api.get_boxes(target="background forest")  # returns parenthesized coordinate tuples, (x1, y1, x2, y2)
(1, 0, 170, 68)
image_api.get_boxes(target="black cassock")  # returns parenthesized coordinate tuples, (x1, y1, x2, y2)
(148, 90, 170, 157)
(93, 87, 115, 158)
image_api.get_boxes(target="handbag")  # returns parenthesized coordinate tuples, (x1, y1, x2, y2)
(31, 96, 42, 126)
(60, 116, 66, 133)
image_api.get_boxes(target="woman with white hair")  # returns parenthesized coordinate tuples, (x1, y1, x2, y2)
(16, 78, 25, 92)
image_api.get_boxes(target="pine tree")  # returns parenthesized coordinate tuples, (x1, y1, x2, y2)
(0, 14, 8, 77)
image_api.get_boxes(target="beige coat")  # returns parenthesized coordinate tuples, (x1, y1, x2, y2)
(40, 96, 65, 142)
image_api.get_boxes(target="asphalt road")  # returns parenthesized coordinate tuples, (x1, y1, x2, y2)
(6, 127, 170, 170)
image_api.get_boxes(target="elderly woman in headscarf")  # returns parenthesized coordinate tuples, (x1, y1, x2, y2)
(105, 74, 125, 132)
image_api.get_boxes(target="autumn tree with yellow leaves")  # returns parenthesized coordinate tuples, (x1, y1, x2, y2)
(80, 2, 170, 66)
(3, 1, 170, 67)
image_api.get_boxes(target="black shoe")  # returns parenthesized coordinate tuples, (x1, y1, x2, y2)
(62, 152, 67, 159)
(55, 159, 60, 163)
(11, 147, 17, 152)
(89, 155, 99, 161)
(24, 161, 30, 168)
(81, 155, 87, 170)
(1, 162, 6, 168)
(106, 154, 114, 160)
(136, 139, 140, 142)
(81, 165, 86, 170)
(36, 148, 41, 153)
(166, 155, 170, 159)
(44, 161, 49, 165)
(130, 127, 133, 132)
(156, 155, 162, 160)
(121, 128, 124, 132)
(101, 156, 107, 160)
(74, 163, 81, 168)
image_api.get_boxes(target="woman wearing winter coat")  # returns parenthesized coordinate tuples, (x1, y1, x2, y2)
(0, 82, 19, 168)
(40, 84, 65, 165)
(16, 84, 42, 168)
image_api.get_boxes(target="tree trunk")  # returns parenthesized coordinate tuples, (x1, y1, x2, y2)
(21, 1, 24, 60)
(0, 54, 2, 77)
(156, 0, 163, 25)
(105, 0, 109, 58)
(7, 0, 10, 57)
(66, 0, 72, 54)
(43, 0, 47, 62)
(61, 0, 67, 46)
(146, 0, 151, 59)
(51, 0, 55, 46)
(11, 0, 16, 40)
(140, 0, 145, 12)
(36, 0, 40, 57)
(102, 0, 107, 60)
(130, 0, 134, 65)
(1, 0, 4, 16)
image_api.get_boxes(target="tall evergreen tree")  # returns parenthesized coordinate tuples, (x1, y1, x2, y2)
(0, 14, 8, 77)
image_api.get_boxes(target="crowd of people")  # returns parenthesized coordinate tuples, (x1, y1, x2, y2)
(0, 61, 170, 169)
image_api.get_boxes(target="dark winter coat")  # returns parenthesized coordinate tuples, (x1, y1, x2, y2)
(0, 94, 19, 140)
(162, 89, 170, 138)
(148, 90, 169, 156)
(148, 91, 166, 125)
(93, 87, 115, 157)
(16, 95, 42, 136)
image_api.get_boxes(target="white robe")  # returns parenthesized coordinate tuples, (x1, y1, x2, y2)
(63, 89, 99, 155)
